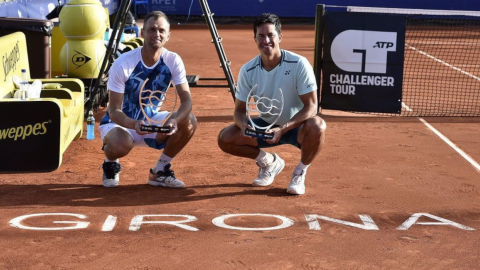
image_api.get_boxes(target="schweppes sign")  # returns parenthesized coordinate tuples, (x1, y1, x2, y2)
(0, 101, 61, 172)
(1, 41, 21, 82)
(0, 120, 51, 141)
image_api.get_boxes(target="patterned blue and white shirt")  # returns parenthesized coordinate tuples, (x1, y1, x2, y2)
(100, 47, 187, 125)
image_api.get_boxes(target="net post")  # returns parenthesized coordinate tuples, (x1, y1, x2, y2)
(314, 4, 325, 113)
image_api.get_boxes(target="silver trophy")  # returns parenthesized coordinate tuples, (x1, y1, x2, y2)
(245, 84, 284, 139)
(139, 78, 177, 133)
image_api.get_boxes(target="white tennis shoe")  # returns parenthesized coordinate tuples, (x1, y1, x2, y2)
(287, 170, 306, 195)
(252, 153, 285, 187)
(148, 164, 185, 188)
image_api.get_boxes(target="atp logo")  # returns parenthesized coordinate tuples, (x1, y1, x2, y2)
(331, 30, 397, 74)
(373, 42, 394, 49)
(71, 50, 91, 69)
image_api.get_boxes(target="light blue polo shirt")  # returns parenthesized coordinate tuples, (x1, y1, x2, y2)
(236, 50, 317, 126)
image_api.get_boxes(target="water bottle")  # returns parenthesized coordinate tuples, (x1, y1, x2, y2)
(19, 69, 29, 100)
(104, 28, 110, 41)
(86, 111, 95, 140)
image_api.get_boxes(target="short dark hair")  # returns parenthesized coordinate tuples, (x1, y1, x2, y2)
(143, 11, 170, 28)
(253, 13, 282, 37)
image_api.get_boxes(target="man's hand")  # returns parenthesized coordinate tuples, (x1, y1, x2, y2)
(264, 127, 282, 144)
(164, 118, 178, 136)
(241, 122, 257, 140)
(134, 120, 150, 135)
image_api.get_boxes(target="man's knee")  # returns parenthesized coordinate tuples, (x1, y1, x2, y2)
(217, 127, 229, 150)
(187, 113, 197, 132)
(305, 117, 326, 137)
(104, 135, 133, 158)
(217, 125, 236, 151)
(179, 113, 197, 134)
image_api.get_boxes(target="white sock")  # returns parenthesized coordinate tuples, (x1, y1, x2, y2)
(105, 158, 119, 163)
(255, 150, 274, 167)
(294, 161, 310, 175)
(155, 153, 173, 172)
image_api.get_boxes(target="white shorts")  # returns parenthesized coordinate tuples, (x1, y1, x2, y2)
(99, 111, 170, 149)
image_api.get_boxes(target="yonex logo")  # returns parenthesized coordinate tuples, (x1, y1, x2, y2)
(331, 30, 397, 74)
(285, 70, 291, 75)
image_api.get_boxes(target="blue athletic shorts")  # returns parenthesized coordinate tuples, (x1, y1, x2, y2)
(250, 118, 301, 149)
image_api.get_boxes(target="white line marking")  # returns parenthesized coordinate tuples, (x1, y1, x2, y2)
(405, 44, 480, 83)
(212, 214, 294, 231)
(129, 215, 199, 231)
(417, 118, 480, 172)
(10, 213, 90, 231)
(102, 215, 117, 232)
(48, 187, 91, 191)
(397, 213, 475, 230)
(401, 102, 413, 112)
(408, 41, 480, 46)
(348, 6, 480, 17)
(305, 214, 379, 231)
(401, 103, 480, 173)
(401, 45, 480, 173)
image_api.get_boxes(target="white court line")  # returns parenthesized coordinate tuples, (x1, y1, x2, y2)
(102, 215, 117, 232)
(402, 102, 480, 173)
(408, 41, 480, 46)
(417, 118, 480, 173)
(405, 43, 480, 83)
(402, 45, 480, 173)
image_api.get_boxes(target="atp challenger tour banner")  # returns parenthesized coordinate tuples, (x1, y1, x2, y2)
(321, 12, 406, 113)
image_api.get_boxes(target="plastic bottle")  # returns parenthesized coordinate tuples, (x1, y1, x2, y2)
(86, 111, 95, 140)
(104, 28, 110, 41)
(19, 69, 29, 100)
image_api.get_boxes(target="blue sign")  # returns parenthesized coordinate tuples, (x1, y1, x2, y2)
(146, 0, 480, 18)
(65, 0, 119, 14)
(0, 0, 119, 19)
(148, 0, 319, 17)
(5, 0, 476, 19)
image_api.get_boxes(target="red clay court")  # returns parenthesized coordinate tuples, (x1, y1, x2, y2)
(1, 22, 480, 269)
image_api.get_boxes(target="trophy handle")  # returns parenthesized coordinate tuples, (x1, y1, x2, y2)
(139, 78, 151, 126)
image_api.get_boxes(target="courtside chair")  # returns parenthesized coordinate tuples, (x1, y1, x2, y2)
(133, 0, 149, 19)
